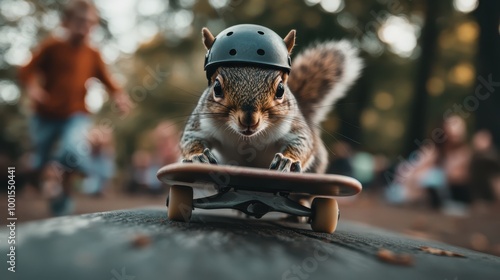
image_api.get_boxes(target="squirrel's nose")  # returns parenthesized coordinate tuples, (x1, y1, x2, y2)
(238, 115, 259, 128)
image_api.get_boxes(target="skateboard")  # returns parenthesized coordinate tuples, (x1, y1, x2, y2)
(157, 163, 362, 233)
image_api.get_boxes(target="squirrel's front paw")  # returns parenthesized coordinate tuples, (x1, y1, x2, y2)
(269, 153, 302, 172)
(182, 148, 218, 164)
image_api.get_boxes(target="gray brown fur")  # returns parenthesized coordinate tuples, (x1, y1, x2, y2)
(288, 40, 363, 125)
(180, 28, 362, 173)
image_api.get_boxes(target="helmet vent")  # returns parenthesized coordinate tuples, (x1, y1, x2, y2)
(229, 49, 237, 56)
(257, 31, 264, 35)
(257, 49, 265, 56)
(227, 31, 233, 36)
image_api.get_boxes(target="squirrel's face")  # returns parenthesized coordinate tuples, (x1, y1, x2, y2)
(206, 66, 292, 138)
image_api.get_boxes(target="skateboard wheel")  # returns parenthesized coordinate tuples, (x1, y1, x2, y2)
(310, 198, 339, 233)
(167, 185, 193, 222)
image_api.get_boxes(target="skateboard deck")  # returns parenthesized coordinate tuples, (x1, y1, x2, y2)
(157, 163, 362, 196)
(158, 163, 362, 233)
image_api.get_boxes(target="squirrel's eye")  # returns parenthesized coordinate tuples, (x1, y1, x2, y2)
(275, 82, 285, 99)
(213, 79, 223, 98)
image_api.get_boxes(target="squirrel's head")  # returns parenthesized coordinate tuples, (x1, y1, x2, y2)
(201, 27, 296, 138)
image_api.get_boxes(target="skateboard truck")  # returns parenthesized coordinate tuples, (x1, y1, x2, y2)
(191, 190, 312, 219)
(167, 186, 341, 232)
(167, 190, 311, 218)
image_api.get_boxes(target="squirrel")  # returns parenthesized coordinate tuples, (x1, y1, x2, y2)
(180, 25, 362, 173)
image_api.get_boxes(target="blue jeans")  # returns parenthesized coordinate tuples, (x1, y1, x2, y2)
(82, 152, 115, 194)
(29, 113, 92, 175)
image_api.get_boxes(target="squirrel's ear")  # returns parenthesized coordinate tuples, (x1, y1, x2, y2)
(202, 27, 215, 50)
(283, 29, 296, 54)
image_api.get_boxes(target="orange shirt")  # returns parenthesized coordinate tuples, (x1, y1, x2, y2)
(19, 38, 120, 119)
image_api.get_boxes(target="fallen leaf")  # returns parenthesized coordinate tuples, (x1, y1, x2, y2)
(131, 234, 151, 248)
(419, 246, 465, 258)
(377, 248, 414, 266)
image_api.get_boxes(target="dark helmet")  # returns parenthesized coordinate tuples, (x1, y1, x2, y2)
(204, 24, 292, 80)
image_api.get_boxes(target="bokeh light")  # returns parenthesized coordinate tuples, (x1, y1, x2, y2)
(138, 0, 168, 16)
(85, 79, 108, 113)
(305, 0, 344, 14)
(426, 77, 445, 96)
(336, 12, 358, 29)
(373, 92, 395, 111)
(320, 0, 344, 14)
(456, 21, 479, 44)
(0, 0, 34, 21)
(305, 0, 321, 6)
(360, 109, 380, 130)
(0, 80, 21, 104)
(378, 16, 419, 58)
(448, 63, 475, 87)
(209, 0, 230, 10)
(453, 0, 478, 13)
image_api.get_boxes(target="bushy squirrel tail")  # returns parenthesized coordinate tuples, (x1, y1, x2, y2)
(288, 40, 363, 124)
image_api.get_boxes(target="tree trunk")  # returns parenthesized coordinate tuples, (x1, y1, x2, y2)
(403, 0, 439, 157)
(473, 0, 500, 147)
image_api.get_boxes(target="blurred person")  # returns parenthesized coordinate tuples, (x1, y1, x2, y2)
(153, 121, 181, 166)
(438, 115, 472, 205)
(40, 163, 75, 215)
(351, 150, 376, 188)
(370, 153, 391, 190)
(386, 115, 472, 211)
(127, 122, 180, 194)
(18, 0, 131, 216)
(82, 126, 116, 196)
(127, 150, 163, 194)
(346, 149, 391, 191)
(469, 130, 500, 203)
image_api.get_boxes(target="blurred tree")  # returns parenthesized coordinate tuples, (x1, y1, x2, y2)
(404, 0, 439, 156)
(473, 0, 500, 147)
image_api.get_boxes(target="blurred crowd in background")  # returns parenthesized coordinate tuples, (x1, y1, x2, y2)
(330, 115, 500, 215)
(0, 0, 498, 218)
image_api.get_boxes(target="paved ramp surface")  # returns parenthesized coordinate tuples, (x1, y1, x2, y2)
(1, 208, 499, 280)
